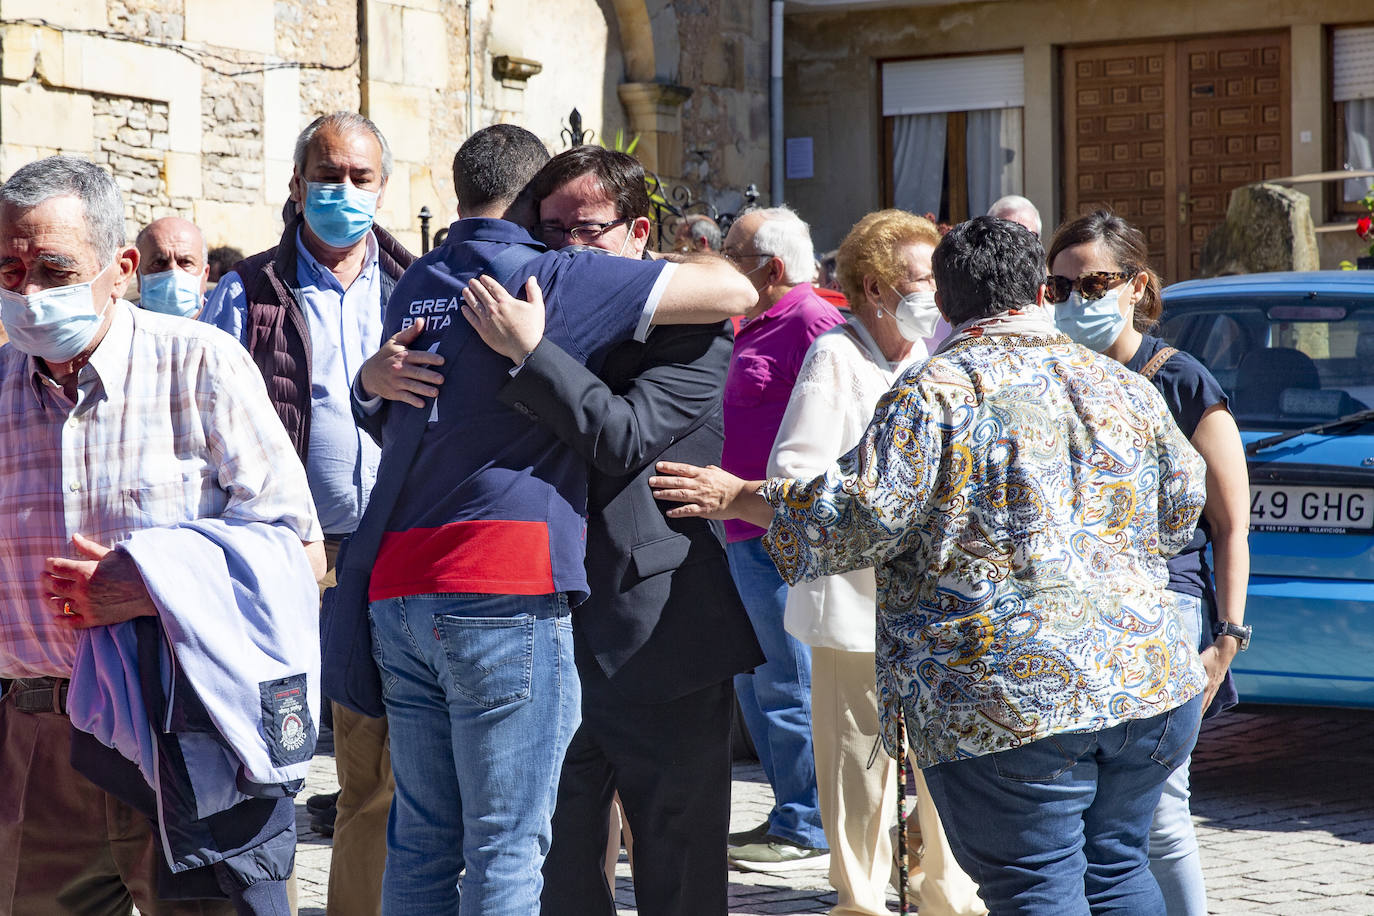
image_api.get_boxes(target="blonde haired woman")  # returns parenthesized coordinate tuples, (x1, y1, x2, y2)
(768, 210, 985, 916)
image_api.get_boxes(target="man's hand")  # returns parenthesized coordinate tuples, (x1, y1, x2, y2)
(1198, 638, 1240, 710)
(358, 317, 446, 408)
(43, 533, 158, 628)
(461, 275, 546, 364)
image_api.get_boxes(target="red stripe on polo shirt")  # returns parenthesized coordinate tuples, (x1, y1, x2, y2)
(369, 521, 556, 600)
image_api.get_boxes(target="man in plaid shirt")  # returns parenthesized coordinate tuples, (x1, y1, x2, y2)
(0, 156, 323, 911)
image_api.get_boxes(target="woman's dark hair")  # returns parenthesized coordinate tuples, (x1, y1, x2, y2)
(1046, 209, 1163, 332)
(931, 216, 1046, 325)
(528, 145, 652, 221)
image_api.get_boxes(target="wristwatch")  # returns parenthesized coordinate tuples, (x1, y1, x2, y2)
(1212, 621, 1252, 652)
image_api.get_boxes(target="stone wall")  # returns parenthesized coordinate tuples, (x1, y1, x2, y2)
(676, 0, 770, 216)
(0, 0, 362, 253)
(90, 95, 185, 241)
(0, 0, 770, 255)
(201, 70, 264, 209)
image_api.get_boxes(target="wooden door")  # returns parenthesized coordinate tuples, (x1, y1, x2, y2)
(1062, 43, 1177, 276)
(1176, 34, 1289, 279)
(1063, 33, 1289, 281)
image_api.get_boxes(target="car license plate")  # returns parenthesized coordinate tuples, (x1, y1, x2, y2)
(1249, 484, 1374, 533)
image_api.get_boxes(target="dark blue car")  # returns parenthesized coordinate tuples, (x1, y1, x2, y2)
(1160, 270, 1374, 707)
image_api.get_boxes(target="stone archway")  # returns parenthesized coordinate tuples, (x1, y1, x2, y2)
(608, 0, 691, 179)
(609, 0, 656, 83)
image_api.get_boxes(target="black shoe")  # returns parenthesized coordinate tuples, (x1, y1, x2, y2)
(310, 805, 336, 838)
(306, 791, 339, 814)
(727, 820, 770, 848)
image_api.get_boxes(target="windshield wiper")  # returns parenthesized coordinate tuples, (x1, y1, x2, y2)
(1245, 408, 1374, 456)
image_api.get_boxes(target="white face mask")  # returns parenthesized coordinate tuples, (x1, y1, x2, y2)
(891, 287, 941, 342)
(0, 263, 113, 362)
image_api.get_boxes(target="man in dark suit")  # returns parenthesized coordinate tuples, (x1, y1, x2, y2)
(462, 145, 765, 915)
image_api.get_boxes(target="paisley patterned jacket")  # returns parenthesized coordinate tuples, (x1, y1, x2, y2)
(761, 330, 1209, 767)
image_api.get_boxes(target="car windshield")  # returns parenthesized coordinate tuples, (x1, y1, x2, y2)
(1159, 300, 1374, 430)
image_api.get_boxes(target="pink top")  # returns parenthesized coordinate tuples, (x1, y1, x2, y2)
(722, 283, 845, 541)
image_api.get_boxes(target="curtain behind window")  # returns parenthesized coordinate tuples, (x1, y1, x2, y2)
(966, 107, 1024, 217)
(1344, 99, 1374, 203)
(892, 113, 948, 217)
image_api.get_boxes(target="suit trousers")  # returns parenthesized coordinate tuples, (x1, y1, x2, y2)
(0, 696, 234, 916)
(810, 647, 986, 916)
(541, 641, 736, 916)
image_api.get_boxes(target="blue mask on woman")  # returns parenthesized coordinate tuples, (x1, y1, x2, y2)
(138, 268, 203, 318)
(303, 182, 378, 249)
(1054, 287, 1129, 352)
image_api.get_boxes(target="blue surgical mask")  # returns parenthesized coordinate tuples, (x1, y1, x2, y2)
(303, 181, 378, 248)
(0, 263, 113, 362)
(138, 268, 203, 318)
(1055, 287, 1129, 351)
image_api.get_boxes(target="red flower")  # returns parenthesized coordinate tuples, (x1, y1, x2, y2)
(1359, 216, 1373, 240)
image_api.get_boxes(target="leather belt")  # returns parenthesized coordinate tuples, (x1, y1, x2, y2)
(6, 676, 70, 714)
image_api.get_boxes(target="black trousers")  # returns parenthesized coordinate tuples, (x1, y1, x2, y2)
(540, 641, 736, 916)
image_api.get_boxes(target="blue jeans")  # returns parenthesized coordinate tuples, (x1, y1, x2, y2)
(369, 592, 580, 916)
(1149, 595, 1208, 916)
(923, 695, 1205, 916)
(727, 537, 826, 849)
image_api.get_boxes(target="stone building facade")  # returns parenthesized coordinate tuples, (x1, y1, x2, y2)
(0, 0, 771, 257)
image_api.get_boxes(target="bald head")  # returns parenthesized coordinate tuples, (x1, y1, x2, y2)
(987, 195, 1042, 237)
(135, 217, 209, 317)
(137, 218, 208, 285)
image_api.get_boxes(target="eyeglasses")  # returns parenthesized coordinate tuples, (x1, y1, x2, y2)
(722, 247, 770, 266)
(535, 217, 631, 246)
(1044, 270, 1137, 304)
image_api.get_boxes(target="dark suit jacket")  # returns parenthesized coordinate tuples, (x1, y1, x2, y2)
(498, 321, 764, 704)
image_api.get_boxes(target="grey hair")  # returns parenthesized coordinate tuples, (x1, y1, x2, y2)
(750, 206, 815, 285)
(0, 156, 125, 262)
(293, 111, 393, 181)
(683, 214, 721, 251)
(987, 194, 1042, 237)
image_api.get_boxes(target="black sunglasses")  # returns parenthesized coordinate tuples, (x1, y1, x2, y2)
(1045, 270, 1137, 305)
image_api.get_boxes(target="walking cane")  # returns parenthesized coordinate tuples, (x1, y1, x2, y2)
(896, 712, 910, 914)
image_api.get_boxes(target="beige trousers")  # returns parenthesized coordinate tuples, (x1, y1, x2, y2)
(810, 646, 986, 916)
(0, 699, 234, 916)
(326, 704, 392, 915)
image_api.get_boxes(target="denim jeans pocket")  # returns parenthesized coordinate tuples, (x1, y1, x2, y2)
(991, 730, 1097, 782)
(1149, 696, 1204, 770)
(366, 622, 401, 698)
(435, 613, 535, 708)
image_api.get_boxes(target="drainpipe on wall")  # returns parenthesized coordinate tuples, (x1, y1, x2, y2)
(466, 0, 477, 136)
(770, 0, 784, 206)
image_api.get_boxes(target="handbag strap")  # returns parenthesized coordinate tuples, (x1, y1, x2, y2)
(1139, 346, 1179, 381)
(342, 244, 545, 571)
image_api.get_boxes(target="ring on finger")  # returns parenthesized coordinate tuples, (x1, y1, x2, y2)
(62, 600, 76, 617)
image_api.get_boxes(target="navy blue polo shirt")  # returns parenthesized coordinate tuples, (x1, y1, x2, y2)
(369, 218, 671, 602)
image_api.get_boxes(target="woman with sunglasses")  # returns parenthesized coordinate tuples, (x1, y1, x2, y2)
(1047, 210, 1250, 916)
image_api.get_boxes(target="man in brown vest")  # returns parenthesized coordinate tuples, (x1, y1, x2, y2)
(200, 110, 413, 916)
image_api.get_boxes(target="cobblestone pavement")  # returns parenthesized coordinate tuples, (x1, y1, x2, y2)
(294, 706, 1374, 914)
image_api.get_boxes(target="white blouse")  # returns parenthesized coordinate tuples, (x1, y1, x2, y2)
(767, 318, 925, 652)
